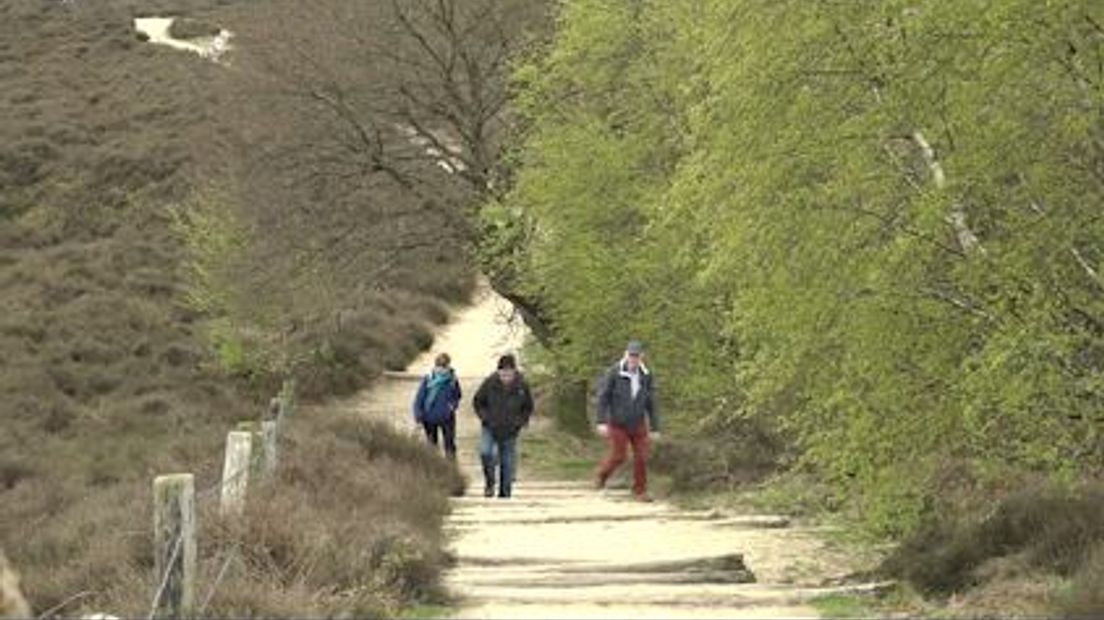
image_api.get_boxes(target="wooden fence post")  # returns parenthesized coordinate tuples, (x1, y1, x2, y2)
(260, 421, 278, 481)
(266, 397, 281, 422)
(220, 432, 252, 517)
(235, 422, 266, 474)
(152, 474, 196, 619)
(0, 549, 30, 619)
(279, 379, 296, 423)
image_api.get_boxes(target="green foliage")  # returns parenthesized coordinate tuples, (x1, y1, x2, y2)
(171, 190, 287, 382)
(810, 593, 877, 619)
(545, 379, 591, 437)
(504, 0, 1104, 534)
(518, 427, 606, 482)
(170, 191, 246, 317)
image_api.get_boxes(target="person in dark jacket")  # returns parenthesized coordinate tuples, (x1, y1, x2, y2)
(412, 353, 462, 459)
(473, 354, 533, 498)
(595, 340, 660, 501)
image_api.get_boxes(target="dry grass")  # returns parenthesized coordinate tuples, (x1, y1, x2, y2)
(3, 480, 159, 616)
(5, 416, 463, 618)
(293, 291, 458, 401)
(193, 416, 464, 618)
(168, 17, 221, 40)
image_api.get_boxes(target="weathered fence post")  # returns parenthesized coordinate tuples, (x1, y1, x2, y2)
(234, 422, 266, 474)
(152, 474, 196, 619)
(266, 397, 282, 423)
(0, 549, 30, 619)
(278, 379, 296, 424)
(220, 432, 252, 517)
(260, 420, 278, 481)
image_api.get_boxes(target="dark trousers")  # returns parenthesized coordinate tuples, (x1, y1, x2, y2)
(423, 417, 456, 459)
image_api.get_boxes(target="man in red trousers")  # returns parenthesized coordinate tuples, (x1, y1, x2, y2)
(594, 340, 661, 502)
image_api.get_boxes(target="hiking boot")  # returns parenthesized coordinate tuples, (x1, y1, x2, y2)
(483, 484, 495, 498)
(633, 492, 654, 503)
(594, 474, 606, 491)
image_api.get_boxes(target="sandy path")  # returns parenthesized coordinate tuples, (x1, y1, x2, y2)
(334, 281, 883, 619)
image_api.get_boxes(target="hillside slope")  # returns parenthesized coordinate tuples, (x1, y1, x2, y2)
(0, 2, 472, 615)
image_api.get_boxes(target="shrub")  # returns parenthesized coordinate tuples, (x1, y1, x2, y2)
(196, 414, 462, 617)
(1058, 541, 1104, 619)
(651, 415, 786, 491)
(883, 482, 1104, 596)
(545, 379, 590, 437)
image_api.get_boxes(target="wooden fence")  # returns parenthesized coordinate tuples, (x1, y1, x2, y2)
(148, 379, 295, 619)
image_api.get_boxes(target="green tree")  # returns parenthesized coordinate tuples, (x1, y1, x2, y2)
(505, 0, 1104, 533)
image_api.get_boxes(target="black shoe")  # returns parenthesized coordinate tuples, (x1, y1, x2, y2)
(484, 484, 495, 498)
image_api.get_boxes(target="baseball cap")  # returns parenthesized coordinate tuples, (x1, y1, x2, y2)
(626, 340, 644, 355)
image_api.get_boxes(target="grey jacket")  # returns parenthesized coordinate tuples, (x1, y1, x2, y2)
(596, 361, 659, 432)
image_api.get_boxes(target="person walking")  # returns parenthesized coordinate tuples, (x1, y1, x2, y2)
(595, 340, 660, 502)
(412, 352, 462, 459)
(473, 354, 533, 498)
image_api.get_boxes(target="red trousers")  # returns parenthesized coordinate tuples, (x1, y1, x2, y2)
(598, 423, 650, 496)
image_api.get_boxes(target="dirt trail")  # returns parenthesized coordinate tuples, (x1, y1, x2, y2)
(336, 282, 884, 619)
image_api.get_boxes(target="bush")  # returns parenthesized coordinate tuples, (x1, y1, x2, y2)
(1058, 541, 1104, 619)
(5, 414, 462, 618)
(651, 416, 786, 492)
(197, 414, 462, 617)
(883, 482, 1104, 596)
(545, 379, 591, 437)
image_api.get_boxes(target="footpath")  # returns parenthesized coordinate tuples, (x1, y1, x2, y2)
(332, 284, 885, 619)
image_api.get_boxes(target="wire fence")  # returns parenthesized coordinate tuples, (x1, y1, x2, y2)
(7, 384, 293, 620)
(148, 532, 184, 620)
(199, 549, 238, 615)
(141, 382, 294, 620)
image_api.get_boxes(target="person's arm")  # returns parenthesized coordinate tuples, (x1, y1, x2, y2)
(472, 378, 489, 422)
(412, 377, 427, 422)
(451, 379, 463, 412)
(646, 374, 661, 434)
(596, 368, 614, 426)
(595, 368, 615, 437)
(520, 379, 534, 427)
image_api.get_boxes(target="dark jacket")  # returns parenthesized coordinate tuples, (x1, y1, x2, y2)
(412, 370, 461, 425)
(596, 361, 659, 432)
(473, 373, 534, 440)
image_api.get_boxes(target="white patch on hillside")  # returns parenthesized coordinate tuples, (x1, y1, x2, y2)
(134, 17, 232, 63)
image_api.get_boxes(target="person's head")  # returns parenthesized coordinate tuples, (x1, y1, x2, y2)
(496, 354, 517, 384)
(624, 340, 644, 371)
(434, 352, 451, 370)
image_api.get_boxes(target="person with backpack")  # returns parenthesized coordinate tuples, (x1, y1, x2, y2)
(412, 352, 462, 459)
(595, 340, 661, 502)
(473, 354, 533, 498)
